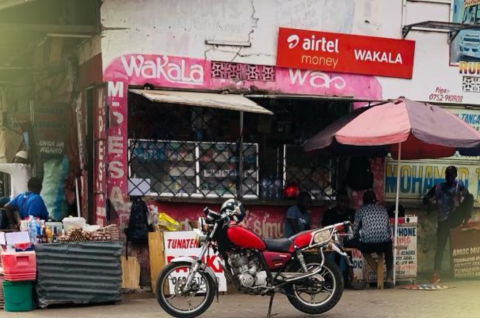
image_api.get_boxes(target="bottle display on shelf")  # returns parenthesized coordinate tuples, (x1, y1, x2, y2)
(27, 216, 37, 244)
(260, 177, 269, 198)
(198, 143, 259, 198)
(52, 228, 58, 243)
(274, 176, 282, 199)
(129, 139, 260, 198)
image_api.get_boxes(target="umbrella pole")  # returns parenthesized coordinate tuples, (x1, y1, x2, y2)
(393, 143, 402, 285)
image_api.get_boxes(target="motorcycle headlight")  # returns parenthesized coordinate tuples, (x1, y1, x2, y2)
(313, 229, 333, 245)
(194, 217, 208, 247)
(194, 229, 207, 247)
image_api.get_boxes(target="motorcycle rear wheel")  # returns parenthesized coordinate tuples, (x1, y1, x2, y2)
(156, 261, 215, 318)
(285, 256, 344, 315)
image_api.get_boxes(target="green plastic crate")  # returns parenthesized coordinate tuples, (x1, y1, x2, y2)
(3, 281, 33, 312)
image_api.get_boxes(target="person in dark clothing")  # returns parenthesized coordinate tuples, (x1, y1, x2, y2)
(284, 192, 312, 237)
(5, 177, 48, 229)
(387, 204, 405, 219)
(423, 165, 472, 284)
(322, 189, 355, 227)
(354, 190, 394, 288)
(323, 189, 356, 287)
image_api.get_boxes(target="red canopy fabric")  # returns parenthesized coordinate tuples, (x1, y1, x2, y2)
(304, 99, 480, 159)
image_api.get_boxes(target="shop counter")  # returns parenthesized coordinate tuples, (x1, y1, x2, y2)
(34, 241, 123, 308)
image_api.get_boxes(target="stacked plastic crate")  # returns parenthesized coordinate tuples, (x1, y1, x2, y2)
(1, 251, 36, 312)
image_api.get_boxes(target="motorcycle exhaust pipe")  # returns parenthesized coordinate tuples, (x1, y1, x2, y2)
(277, 273, 306, 279)
(277, 265, 324, 283)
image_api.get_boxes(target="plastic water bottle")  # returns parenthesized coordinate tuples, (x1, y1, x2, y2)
(261, 178, 272, 198)
(274, 177, 282, 199)
(28, 216, 36, 244)
(268, 176, 276, 198)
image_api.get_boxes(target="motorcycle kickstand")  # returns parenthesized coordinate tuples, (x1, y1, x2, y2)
(266, 293, 277, 318)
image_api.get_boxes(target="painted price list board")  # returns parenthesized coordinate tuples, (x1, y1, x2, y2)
(451, 224, 480, 279)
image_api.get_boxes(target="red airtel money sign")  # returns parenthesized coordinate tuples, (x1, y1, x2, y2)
(276, 27, 416, 79)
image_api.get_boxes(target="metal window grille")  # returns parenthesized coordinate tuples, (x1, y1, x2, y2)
(128, 92, 349, 201)
(128, 140, 259, 198)
(252, 98, 350, 201)
(282, 145, 346, 200)
(127, 96, 259, 198)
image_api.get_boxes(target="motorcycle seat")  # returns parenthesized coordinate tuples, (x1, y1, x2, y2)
(264, 238, 293, 253)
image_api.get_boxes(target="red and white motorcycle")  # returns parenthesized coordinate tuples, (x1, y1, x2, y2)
(156, 199, 352, 318)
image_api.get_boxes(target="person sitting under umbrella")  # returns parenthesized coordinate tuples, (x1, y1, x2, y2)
(423, 165, 473, 284)
(352, 190, 394, 288)
(283, 192, 311, 237)
(322, 189, 356, 287)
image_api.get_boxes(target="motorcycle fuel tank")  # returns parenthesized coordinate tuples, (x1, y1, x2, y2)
(227, 226, 267, 250)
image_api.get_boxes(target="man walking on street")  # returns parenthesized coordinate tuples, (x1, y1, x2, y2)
(423, 166, 473, 284)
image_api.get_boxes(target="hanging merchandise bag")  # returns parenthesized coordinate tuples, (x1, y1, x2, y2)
(346, 156, 374, 191)
(158, 213, 181, 231)
(127, 198, 149, 243)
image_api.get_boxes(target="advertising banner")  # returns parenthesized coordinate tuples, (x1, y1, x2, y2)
(34, 105, 67, 159)
(451, 0, 480, 93)
(451, 0, 480, 65)
(384, 160, 478, 201)
(276, 27, 416, 78)
(163, 231, 227, 293)
(385, 107, 480, 202)
(451, 223, 480, 279)
(352, 224, 417, 282)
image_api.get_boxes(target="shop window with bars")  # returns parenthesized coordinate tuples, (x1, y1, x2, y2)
(127, 96, 259, 198)
(251, 98, 350, 201)
(282, 145, 345, 200)
(128, 140, 259, 198)
(128, 91, 350, 202)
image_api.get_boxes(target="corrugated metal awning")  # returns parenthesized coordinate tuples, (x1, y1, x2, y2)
(129, 89, 273, 115)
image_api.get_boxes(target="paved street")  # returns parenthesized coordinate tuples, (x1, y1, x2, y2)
(3, 280, 480, 318)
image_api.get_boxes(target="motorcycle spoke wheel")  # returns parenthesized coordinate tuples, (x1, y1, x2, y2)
(293, 262, 336, 307)
(159, 265, 211, 315)
(285, 257, 344, 315)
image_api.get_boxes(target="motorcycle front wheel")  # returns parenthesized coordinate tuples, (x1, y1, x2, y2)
(156, 261, 215, 318)
(285, 256, 344, 315)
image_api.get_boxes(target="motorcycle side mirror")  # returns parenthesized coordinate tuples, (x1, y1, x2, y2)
(233, 206, 240, 215)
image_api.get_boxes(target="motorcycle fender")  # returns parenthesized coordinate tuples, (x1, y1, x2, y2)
(171, 257, 220, 290)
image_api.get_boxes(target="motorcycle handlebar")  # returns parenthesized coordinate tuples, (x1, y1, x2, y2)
(203, 207, 233, 225)
(203, 207, 221, 222)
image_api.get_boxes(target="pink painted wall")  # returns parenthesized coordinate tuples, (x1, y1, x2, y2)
(147, 201, 327, 239)
(102, 54, 384, 227)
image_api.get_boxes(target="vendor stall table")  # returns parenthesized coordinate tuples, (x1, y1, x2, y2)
(34, 241, 123, 308)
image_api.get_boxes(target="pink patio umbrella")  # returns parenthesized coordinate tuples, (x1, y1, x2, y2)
(304, 98, 480, 284)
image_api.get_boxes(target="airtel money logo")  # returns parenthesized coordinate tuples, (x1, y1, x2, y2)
(287, 34, 300, 49)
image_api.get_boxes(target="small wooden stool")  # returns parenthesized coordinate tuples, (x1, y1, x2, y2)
(377, 253, 384, 290)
